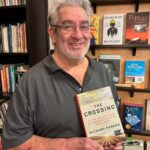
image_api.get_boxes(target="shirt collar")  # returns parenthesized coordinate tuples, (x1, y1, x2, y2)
(43, 53, 96, 74)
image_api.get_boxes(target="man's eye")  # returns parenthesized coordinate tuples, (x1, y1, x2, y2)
(80, 25, 89, 30)
(63, 24, 74, 30)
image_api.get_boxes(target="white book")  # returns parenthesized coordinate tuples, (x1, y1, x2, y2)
(11, 24, 18, 53)
(1, 25, 9, 53)
(103, 14, 124, 45)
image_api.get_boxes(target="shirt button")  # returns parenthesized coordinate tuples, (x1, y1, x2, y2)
(79, 88, 82, 92)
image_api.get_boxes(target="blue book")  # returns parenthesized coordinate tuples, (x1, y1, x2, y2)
(123, 103, 144, 132)
(125, 60, 146, 88)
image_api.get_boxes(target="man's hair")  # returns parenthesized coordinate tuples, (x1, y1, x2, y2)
(48, 0, 93, 26)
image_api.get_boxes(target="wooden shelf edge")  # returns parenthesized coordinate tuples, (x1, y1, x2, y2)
(125, 129, 150, 136)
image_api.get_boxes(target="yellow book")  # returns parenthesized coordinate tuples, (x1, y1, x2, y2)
(90, 15, 99, 45)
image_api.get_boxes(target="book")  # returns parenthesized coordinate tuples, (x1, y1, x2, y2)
(75, 86, 126, 146)
(145, 99, 150, 131)
(125, 12, 150, 45)
(102, 14, 124, 45)
(90, 15, 99, 45)
(99, 55, 121, 83)
(124, 137, 144, 150)
(123, 103, 144, 132)
(146, 141, 150, 150)
(124, 60, 146, 88)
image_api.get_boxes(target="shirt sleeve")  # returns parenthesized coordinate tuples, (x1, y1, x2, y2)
(2, 84, 34, 149)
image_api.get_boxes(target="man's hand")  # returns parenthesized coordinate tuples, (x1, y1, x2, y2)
(64, 137, 104, 150)
(104, 141, 123, 150)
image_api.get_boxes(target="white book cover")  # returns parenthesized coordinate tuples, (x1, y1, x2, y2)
(103, 14, 124, 45)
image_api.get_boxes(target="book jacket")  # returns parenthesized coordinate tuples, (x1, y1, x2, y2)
(90, 15, 99, 45)
(125, 12, 150, 45)
(125, 60, 146, 88)
(145, 99, 150, 131)
(99, 55, 121, 83)
(76, 86, 125, 146)
(102, 14, 124, 45)
(123, 103, 144, 132)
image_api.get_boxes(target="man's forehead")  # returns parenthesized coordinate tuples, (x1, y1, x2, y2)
(58, 6, 88, 18)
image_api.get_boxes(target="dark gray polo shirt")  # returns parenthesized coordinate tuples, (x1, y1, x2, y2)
(2, 54, 118, 149)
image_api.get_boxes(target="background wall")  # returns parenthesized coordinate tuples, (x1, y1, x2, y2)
(87, 3, 150, 141)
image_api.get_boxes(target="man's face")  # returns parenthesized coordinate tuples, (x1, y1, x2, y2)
(50, 6, 90, 61)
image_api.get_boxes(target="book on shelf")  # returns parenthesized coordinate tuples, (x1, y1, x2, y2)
(123, 103, 144, 132)
(1, 25, 9, 53)
(145, 99, 150, 131)
(124, 137, 144, 150)
(99, 54, 121, 83)
(0, 63, 29, 93)
(147, 141, 150, 150)
(0, 23, 27, 53)
(102, 14, 125, 45)
(90, 15, 99, 45)
(124, 60, 146, 89)
(125, 12, 150, 45)
(75, 86, 126, 146)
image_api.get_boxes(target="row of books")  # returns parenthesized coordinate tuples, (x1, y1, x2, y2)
(0, 63, 28, 93)
(122, 101, 150, 132)
(0, 23, 27, 53)
(0, 0, 26, 6)
(90, 11, 150, 45)
(98, 54, 146, 89)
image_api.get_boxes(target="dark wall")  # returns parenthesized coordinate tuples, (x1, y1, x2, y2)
(26, 0, 49, 66)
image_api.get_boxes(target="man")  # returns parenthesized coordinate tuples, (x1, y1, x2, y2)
(2, 0, 123, 149)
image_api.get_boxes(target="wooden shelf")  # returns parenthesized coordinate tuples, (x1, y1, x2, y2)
(125, 129, 150, 137)
(0, 92, 11, 100)
(0, 5, 26, 24)
(90, 45, 150, 56)
(0, 53, 29, 64)
(116, 86, 150, 97)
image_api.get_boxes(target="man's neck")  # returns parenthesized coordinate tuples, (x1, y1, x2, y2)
(52, 51, 89, 86)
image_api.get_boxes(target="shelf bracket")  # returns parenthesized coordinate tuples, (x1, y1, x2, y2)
(135, 0, 140, 12)
(129, 86, 135, 97)
(92, 3, 97, 13)
(132, 47, 136, 56)
(90, 47, 95, 56)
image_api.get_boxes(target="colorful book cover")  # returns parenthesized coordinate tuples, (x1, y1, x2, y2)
(76, 86, 126, 146)
(99, 55, 121, 83)
(145, 99, 150, 131)
(123, 103, 144, 132)
(90, 15, 99, 45)
(102, 14, 124, 45)
(125, 12, 150, 45)
(125, 60, 146, 88)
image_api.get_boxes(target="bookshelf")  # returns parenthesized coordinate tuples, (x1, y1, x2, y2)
(88, 0, 150, 143)
(0, 0, 49, 97)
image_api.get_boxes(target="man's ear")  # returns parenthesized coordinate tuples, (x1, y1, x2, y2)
(48, 27, 56, 44)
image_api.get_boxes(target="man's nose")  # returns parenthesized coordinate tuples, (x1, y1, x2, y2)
(71, 27, 83, 38)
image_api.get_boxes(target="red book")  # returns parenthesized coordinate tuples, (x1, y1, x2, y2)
(125, 12, 150, 45)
